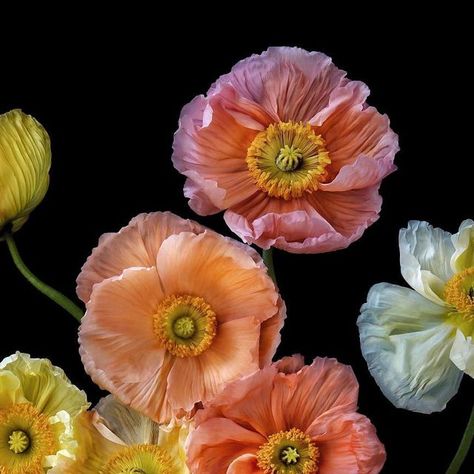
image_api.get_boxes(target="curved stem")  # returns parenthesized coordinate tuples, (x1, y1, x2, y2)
(5, 233, 83, 322)
(263, 248, 277, 284)
(446, 402, 474, 474)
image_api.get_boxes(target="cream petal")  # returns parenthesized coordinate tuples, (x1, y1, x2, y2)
(358, 283, 462, 413)
(95, 395, 161, 445)
(450, 329, 474, 377)
(451, 219, 474, 273)
(399, 220, 455, 304)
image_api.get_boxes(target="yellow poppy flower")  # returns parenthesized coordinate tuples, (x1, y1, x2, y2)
(0, 352, 89, 473)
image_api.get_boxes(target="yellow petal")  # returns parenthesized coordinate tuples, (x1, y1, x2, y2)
(0, 109, 51, 234)
(0, 352, 88, 418)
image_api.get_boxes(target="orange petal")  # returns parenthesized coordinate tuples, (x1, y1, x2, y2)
(156, 231, 279, 323)
(77, 212, 205, 302)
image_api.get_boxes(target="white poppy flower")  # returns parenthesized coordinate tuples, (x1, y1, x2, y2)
(358, 220, 474, 413)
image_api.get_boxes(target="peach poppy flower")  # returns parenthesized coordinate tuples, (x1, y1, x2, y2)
(172, 47, 398, 253)
(187, 355, 385, 474)
(77, 212, 285, 423)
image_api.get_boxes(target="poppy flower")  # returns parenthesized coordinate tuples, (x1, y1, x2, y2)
(187, 355, 385, 473)
(77, 212, 285, 422)
(172, 47, 398, 253)
(358, 220, 474, 413)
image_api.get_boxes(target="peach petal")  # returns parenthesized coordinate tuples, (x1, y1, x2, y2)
(309, 413, 386, 474)
(258, 296, 287, 367)
(76, 212, 205, 302)
(186, 418, 265, 474)
(270, 358, 359, 432)
(167, 317, 261, 412)
(79, 267, 165, 385)
(156, 231, 279, 323)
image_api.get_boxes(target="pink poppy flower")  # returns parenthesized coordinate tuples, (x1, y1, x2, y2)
(173, 47, 398, 253)
(187, 355, 386, 473)
(77, 212, 285, 423)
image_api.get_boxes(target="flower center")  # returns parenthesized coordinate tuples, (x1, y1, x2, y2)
(153, 295, 217, 358)
(444, 268, 474, 323)
(257, 427, 319, 474)
(102, 444, 175, 474)
(0, 403, 59, 474)
(8, 430, 30, 454)
(246, 121, 331, 200)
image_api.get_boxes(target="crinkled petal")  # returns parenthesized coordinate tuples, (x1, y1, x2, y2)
(358, 283, 462, 413)
(270, 358, 359, 432)
(399, 220, 455, 304)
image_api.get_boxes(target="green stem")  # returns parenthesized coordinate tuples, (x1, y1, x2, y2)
(446, 402, 474, 474)
(263, 248, 277, 284)
(5, 233, 83, 322)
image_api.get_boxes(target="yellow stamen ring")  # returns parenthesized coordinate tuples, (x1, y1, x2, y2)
(154, 295, 217, 358)
(0, 403, 59, 474)
(257, 427, 319, 474)
(102, 444, 175, 474)
(444, 267, 474, 321)
(246, 121, 331, 200)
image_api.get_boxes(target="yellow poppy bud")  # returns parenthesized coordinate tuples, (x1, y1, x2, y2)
(0, 109, 51, 235)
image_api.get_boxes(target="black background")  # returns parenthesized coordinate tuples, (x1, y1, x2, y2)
(0, 15, 472, 473)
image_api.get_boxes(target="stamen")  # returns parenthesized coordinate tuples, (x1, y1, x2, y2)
(154, 295, 217, 358)
(246, 121, 331, 200)
(8, 430, 30, 454)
